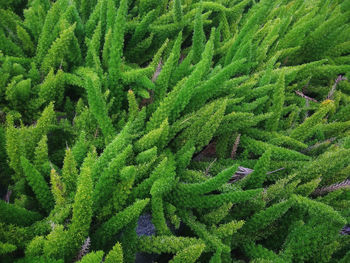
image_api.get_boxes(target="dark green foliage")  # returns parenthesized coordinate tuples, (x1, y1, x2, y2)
(20, 157, 54, 213)
(0, 200, 42, 226)
(192, 6, 205, 64)
(1, 0, 350, 262)
(92, 199, 149, 249)
(175, 164, 240, 195)
(138, 236, 208, 259)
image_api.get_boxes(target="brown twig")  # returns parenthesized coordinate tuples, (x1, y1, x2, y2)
(151, 61, 162, 83)
(140, 90, 154, 108)
(231, 134, 241, 159)
(266, 167, 285, 175)
(302, 137, 336, 153)
(179, 53, 186, 64)
(228, 166, 285, 183)
(205, 158, 217, 176)
(76, 237, 91, 262)
(305, 99, 310, 119)
(59, 58, 64, 70)
(313, 179, 350, 196)
(4, 189, 12, 203)
(327, 75, 347, 100)
(49, 220, 56, 230)
(228, 166, 253, 183)
(295, 90, 318, 103)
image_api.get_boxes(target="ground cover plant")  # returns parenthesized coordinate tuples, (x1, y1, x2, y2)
(0, 0, 350, 262)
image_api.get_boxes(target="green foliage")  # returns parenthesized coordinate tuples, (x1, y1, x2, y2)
(243, 148, 271, 189)
(1, 0, 350, 262)
(153, 31, 182, 104)
(138, 235, 207, 254)
(67, 152, 94, 255)
(34, 135, 51, 177)
(76, 68, 115, 143)
(93, 145, 133, 214)
(0, 241, 17, 255)
(175, 164, 240, 196)
(169, 243, 205, 263)
(61, 147, 78, 199)
(265, 71, 285, 131)
(50, 168, 66, 207)
(41, 23, 79, 75)
(92, 198, 149, 249)
(192, 6, 205, 64)
(20, 157, 54, 213)
(173, 0, 183, 23)
(290, 100, 336, 142)
(78, 251, 104, 263)
(104, 242, 123, 263)
(135, 118, 169, 152)
(0, 200, 42, 226)
(108, 0, 128, 110)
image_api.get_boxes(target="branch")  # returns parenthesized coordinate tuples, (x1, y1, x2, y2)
(205, 158, 217, 176)
(327, 75, 347, 100)
(230, 134, 241, 159)
(295, 90, 318, 103)
(313, 179, 350, 196)
(4, 189, 12, 203)
(152, 61, 162, 82)
(228, 166, 284, 183)
(76, 236, 91, 261)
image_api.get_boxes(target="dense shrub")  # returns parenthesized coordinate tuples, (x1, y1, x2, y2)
(0, 0, 350, 262)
